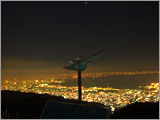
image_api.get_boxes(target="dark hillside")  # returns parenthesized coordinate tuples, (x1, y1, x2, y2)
(1, 90, 159, 119)
(1, 90, 107, 119)
(110, 101, 159, 119)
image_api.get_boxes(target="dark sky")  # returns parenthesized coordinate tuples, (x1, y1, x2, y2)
(2, 1, 159, 77)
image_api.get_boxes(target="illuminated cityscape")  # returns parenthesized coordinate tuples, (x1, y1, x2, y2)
(1, 1, 159, 119)
(2, 71, 159, 112)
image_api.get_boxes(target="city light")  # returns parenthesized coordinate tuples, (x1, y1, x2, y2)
(1, 77, 159, 112)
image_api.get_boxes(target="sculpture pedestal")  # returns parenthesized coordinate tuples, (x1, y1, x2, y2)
(78, 70, 82, 101)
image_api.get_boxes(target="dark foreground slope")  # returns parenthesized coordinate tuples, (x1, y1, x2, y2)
(110, 101, 159, 119)
(1, 90, 108, 119)
(1, 90, 159, 119)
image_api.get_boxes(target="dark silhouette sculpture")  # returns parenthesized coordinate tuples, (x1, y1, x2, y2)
(64, 50, 104, 101)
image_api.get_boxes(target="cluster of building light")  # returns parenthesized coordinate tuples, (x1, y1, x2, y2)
(149, 83, 159, 90)
(1, 78, 159, 112)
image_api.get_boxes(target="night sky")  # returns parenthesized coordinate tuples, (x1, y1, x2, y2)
(2, 1, 159, 80)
